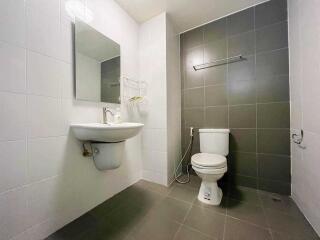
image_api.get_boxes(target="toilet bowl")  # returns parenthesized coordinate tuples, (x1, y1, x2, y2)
(191, 129, 229, 205)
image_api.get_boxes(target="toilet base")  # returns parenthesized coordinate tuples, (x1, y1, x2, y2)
(197, 181, 223, 205)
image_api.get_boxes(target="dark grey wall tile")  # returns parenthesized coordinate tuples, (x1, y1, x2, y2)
(257, 129, 290, 155)
(205, 85, 227, 106)
(204, 19, 227, 43)
(228, 56, 255, 82)
(255, 0, 287, 29)
(184, 88, 204, 108)
(205, 106, 228, 128)
(183, 46, 204, 69)
(227, 8, 254, 36)
(230, 129, 256, 153)
(184, 108, 204, 128)
(184, 128, 200, 153)
(228, 31, 255, 57)
(184, 68, 204, 89)
(256, 22, 288, 53)
(229, 152, 257, 177)
(203, 65, 227, 86)
(181, 27, 204, 50)
(258, 179, 290, 195)
(256, 49, 289, 77)
(229, 105, 256, 128)
(228, 79, 256, 105)
(257, 75, 289, 103)
(180, 1, 289, 193)
(204, 39, 227, 62)
(258, 154, 291, 182)
(257, 102, 290, 128)
(228, 174, 258, 189)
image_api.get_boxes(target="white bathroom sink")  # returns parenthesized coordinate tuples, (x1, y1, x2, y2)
(71, 122, 144, 143)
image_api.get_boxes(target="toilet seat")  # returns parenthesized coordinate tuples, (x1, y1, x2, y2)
(191, 153, 227, 169)
(192, 165, 227, 174)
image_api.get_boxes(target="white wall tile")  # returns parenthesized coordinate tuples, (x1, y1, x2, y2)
(61, 63, 74, 100)
(27, 51, 67, 98)
(0, 0, 26, 47)
(142, 150, 166, 174)
(58, 22, 73, 64)
(289, 0, 320, 235)
(27, 176, 75, 226)
(26, 1, 60, 58)
(1, 0, 142, 239)
(0, 93, 27, 141)
(0, 141, 27, 194)
(27, 95, 63, 138)
(0, 42, 26, 93)
(28, 137, 69, 183)
(0, 188, 29, 240)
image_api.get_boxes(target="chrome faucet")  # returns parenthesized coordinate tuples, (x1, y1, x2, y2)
(102, 107, 115, 124)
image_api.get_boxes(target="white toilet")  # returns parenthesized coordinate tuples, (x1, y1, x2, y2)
(191, 129, 230, 205)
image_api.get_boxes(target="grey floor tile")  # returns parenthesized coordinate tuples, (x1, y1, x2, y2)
(227, 199, 267, 227)
(168, 184, 198, 203)
(193, 196, 227, 215)
(174, 225, 214, 240)
(259, 191, 303, 218)
(77, 221, 130, 240)
(228, 186, 261, 206)
(147, 197, 191, 223)
(184, 206, 225, 239)
(48, 213, 99, 240)
(46, 182, 320, 240)
(135, 180, 172, 196)
(120, 184, 165, 210)
(271, 230, 320, 240)
(131, 213, 181, 240)
(224, 217, 272, 240)
(265, 209, 319, 239)
(186, 175, 202, 189)
(101, 204, 149, 233)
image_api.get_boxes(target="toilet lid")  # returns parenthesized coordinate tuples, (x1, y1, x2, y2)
(191, 153, 227, 168)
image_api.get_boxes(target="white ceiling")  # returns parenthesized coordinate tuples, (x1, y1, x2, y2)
(115, 0, 269, 33)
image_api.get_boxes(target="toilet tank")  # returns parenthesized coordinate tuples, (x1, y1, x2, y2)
(199, 129, 230, 156)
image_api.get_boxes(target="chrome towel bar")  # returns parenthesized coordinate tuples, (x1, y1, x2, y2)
(193, 55, 245, 71)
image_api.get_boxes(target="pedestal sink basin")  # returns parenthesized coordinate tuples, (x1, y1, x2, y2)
(71, 122, 144, 143)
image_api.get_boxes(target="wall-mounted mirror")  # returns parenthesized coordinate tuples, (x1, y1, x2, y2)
(75, 19, 121, 104)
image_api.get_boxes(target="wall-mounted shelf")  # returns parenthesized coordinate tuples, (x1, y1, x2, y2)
(193, 55, 245, 71)
(122, 76, 147, 105)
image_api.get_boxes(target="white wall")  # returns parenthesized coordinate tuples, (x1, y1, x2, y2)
(288, 0, 320, 235)
(76, 52, 101, 102)
(0, 0, 141, 239)
(166, 16, 181, 184)
(139, 13, 168, 185)
(139, 13, 181, 186)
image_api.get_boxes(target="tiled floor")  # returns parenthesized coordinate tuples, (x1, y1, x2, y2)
(46, 176, 319, 240)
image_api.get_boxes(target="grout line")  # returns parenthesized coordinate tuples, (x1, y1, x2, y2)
(227, 150, 290, 157)
(179, 224, 216, 239)
(226, 17, 230, 131)
(255, 46, 289, 56)
(172, 224, 182, 240)
(254, 19, 288, 32)
(257, 188, 274, 240)
(253, 4, 260, 191)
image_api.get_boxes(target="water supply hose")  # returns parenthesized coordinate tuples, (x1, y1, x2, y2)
(174, 127, 194, 184)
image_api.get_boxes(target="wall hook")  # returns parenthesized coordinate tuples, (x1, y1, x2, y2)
(292, 129, 306, 149)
